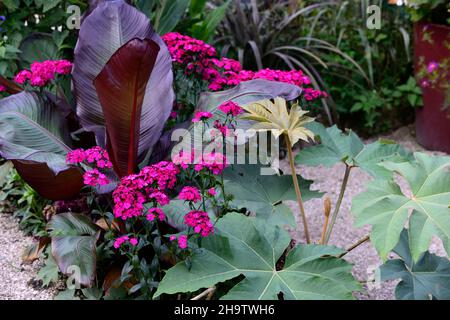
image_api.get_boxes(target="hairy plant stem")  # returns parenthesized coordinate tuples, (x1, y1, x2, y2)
(338, 235, 370, 258)
(324, 164, 352, 244)
(285, 135, 311, 244)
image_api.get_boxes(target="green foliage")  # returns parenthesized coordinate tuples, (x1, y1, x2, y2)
(350, 77, 422, 132)
(133, 0, 229, 41)
(0, 163, 49, 237)
(306, 1, 418, 133)
(380, 229, 450, 300)
(0, 0, 83, 77)
(405, 0, 450, 24)
(296, 122, 409, 178)
(352, 153, 450, 261)
(224, 164, 321, 229)
(156, 213, 360, 299)
(37, 247, 60, 287)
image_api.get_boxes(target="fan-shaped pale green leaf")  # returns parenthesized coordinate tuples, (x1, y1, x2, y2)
(155, 213, 360, 299)
(241, 98, 315, 147)
(296, 122, 410, 178)
(352, 153, 450, 261)
(224, 165, 321, 228)
(380, 229, 450, 300)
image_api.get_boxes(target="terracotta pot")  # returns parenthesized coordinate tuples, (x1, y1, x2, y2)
(414, 22, 450, 153)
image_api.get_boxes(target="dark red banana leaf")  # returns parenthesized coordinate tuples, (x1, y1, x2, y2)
(94, 38, 160, 177)
(0, 75, 23, 94)
(12, 160, 84, 201)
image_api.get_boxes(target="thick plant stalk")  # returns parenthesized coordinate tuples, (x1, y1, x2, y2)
(320, 197, 331, 244)
(324, 164, 352, 244)
(285, 135, 311, 244)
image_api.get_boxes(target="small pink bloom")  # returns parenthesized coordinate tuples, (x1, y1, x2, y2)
(83, 169, 109, 187)
(218, 101, 243, 116)
(178, 235, 188, 249)
(0, 85, 6, 92)
(14, 70, 31, 84)
(179, 186, 202, 203)
(192, 111, 213, 123)
(208, 188, 217, 196)
(129, 238, 138, 246)
(427, 61, 439, 73)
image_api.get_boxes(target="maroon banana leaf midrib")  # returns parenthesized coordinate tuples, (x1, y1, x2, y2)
(94, 38, 160, 177)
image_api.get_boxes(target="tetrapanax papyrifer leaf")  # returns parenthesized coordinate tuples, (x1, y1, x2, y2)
(156, 213, 361, 300)
(94, 38, 159, 177)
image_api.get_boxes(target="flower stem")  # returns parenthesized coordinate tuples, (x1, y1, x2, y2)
(285, 135, 311, 244)
(324, 164, 352, 244)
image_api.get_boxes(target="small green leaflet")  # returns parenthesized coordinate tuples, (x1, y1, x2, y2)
(155, 213, 360, 300)
(224, 164, 321, 228)
(352, 153, 450, 261)
(296, 123, 409, 178)
(380, 229, 450, 300)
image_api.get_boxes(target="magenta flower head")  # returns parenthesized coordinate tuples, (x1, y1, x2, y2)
(178, 235, 188, 249)
(192, 111, 213, 123)
(129, 238, 139, 247)
(0, 85, 6, 92)
(184, 210, 214, 237)
(179, 186, 202, 203)
(14, 70, 32, 85)
(218, 101, 243, 117)
(427, 61, 439, 73)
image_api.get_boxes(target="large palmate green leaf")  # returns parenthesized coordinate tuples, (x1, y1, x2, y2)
(224, 165, 321, 228)
(0, 92, 83, 200)
(49, 213, 99, 287)
(352, 153, 450, 261)
(380, 229, 450, 300)
(73, 0, 174, 154)
(156, 213, 360, 300)
(296, 123, 409, 178)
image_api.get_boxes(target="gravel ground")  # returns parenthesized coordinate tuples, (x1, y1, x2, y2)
(0, 212, 56, 300)
(0, 125, 447, 300)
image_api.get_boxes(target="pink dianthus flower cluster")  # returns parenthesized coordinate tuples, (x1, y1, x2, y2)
(172, 150, 227, 175)
(113, 235, 138, 249)
(218, 101, 244, 117)
(113, 161, 179, 220)
(184, 211, 214, 237)
(66, 147, 113, 187)
(162, 32, 327, 100)
(14, 60, 73, 87)
(178, 186, 202, 203)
